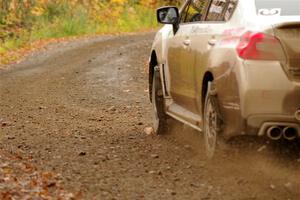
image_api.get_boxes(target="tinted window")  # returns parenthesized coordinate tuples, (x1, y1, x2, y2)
(206, 0, 228, 21)
(180, 0, 209, 23)
(256, 0, 300, 16)
(224, 0, 237, 21)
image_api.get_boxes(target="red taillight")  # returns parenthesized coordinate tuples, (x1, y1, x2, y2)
(237, 31, 285, 61)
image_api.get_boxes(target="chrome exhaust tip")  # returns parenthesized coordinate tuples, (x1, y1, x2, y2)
(295, 110, 300, 121)
(283, 127, 298, 141)
(267, 126, 282, 140)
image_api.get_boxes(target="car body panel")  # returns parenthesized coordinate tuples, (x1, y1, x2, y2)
(168, 24, 201, 111)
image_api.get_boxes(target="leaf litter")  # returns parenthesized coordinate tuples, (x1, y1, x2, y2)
(0, 149, 82, 199)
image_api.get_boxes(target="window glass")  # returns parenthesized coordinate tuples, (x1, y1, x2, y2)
(180, 2, 190, 23)
(255, 0, 300, 16)
(206, 0, 228, 21)
(224, 0, 237, 21)
(180, 0, 209, 23)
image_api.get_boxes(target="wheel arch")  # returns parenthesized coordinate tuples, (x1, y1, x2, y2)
(201, 71, 214, 111)
(149, 50, 158, 102)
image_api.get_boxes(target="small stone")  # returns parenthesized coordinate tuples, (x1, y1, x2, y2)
(167, 189, 176, 196)
(174, 177, 180, 182)
(99, 155, 109, 162)
(47, 182, 56, 188)
(186, 165, 192, 169)
(149, 170, 156, 174)
(270, 184, 276, 190)
(257, 145, 267, 152)
(128, 136, 135, 140)
(144, 127, 154, 135)
(102, 191, 109, 196)
(190, 183, 200, 188)
(108, 106, 116, 112)
(199, 163, 206, 168)
(151, 154, 159, 159)
(284, 182, 292, 189)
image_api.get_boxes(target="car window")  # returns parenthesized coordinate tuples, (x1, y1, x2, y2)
(256, 0, 300, 16)
(180, 0, 210, 23)
(206, 0, 228, 21)
(224, 0, 237, 21)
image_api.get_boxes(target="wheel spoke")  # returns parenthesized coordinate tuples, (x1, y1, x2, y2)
(204, 95, 219, 158)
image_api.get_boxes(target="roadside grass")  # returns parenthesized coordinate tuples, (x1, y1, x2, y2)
(0, 5, 158, 66)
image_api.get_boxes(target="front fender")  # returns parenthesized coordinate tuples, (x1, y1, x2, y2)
(150, 25, 173, 65)
(149, 25, 173, 100)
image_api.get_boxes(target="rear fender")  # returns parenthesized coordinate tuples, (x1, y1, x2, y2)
(203, 49, 245, 138)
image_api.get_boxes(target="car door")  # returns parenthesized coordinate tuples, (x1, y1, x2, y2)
(167, 0, 209, 111)
(187, 0, 236, 114)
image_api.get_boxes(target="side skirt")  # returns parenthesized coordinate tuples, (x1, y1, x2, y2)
(166, 111, 203, 132)
(165, 103, 203, 132)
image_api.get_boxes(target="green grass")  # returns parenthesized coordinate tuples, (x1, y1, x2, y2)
(0, 5, 158, 56)
(0, 30, 30, 51)
(111, 6, 158, 33)
(30, 5, 96, 40)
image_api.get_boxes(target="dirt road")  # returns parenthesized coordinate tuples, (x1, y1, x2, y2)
(1, 33, 300, 199)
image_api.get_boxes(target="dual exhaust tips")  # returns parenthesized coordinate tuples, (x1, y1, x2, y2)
(267, 126, 298, 141)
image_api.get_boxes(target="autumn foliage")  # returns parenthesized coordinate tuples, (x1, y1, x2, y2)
(0, 0, 181, 65)
(0, 0, 181, 40)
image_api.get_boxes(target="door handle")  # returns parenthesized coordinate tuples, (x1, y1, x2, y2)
(183, 39, 191, 46)
(208, 39, 217, 46)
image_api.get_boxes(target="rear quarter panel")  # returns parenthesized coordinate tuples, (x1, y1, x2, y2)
(199, 36, 246, 138)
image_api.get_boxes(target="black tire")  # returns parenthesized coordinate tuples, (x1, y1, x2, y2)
(151, 66, 167, 134)
(203, 81, 222, 159)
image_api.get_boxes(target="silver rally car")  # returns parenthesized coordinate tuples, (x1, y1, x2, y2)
(148, 0, 300, 157)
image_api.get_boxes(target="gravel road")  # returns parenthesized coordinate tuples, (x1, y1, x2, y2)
(1, 32, 300, 200)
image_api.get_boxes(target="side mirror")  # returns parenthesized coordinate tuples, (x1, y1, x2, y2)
(157, 6, 179, 25)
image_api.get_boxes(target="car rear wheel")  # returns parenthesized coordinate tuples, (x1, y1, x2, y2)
(203, 81, 222, 159)
(151, 67, 167, 134)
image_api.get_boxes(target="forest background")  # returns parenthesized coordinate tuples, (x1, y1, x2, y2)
(0, 0, 181, 65)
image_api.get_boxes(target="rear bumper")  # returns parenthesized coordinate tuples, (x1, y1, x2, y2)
(240, 61, 300, 136)
(219, 60, 300, 138)
(242, 60, 300, 125)
(247, 114, 300, 137)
